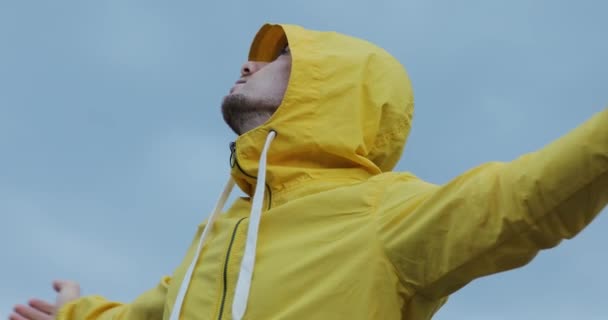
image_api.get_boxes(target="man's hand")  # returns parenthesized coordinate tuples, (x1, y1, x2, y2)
(9, 280, 81, 320)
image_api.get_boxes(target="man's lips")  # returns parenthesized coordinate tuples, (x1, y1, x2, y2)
(230, 79, 246, 94)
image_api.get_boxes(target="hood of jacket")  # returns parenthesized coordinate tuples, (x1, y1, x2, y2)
(230, 23, 414, 201)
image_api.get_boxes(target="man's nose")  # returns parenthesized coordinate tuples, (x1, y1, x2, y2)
(240, 61, 267, 77)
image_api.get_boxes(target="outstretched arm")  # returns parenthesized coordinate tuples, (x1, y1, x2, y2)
(376, 108, 608, 300)
(55, 276, 170, 320)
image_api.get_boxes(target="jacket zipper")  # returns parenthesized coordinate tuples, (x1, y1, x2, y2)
(229, 142, 273, 209)
(216, 143, 273, 319)
(217, 217, 247, 320)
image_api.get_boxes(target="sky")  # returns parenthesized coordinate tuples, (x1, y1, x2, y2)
(0, 1, 606, 319)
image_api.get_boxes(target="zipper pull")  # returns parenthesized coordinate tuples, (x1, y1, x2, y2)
(229, 142, 236, 168)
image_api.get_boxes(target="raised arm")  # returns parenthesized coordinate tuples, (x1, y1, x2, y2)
(375, 108, 608, 301)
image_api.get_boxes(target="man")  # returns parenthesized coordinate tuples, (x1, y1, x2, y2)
(10, 23, 607, 320)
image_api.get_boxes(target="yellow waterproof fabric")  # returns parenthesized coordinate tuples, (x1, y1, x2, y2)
(57, 24, 608, 320)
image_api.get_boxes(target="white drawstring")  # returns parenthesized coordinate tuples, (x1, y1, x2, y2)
(232, 130, 276, 320)
(169, 130, 276, 320)
(169, 177, 235, 320)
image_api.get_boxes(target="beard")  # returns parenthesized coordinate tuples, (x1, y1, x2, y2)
(221, 93, 279, 135)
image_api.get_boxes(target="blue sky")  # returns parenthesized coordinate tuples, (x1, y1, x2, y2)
(1, 1, 606, 319)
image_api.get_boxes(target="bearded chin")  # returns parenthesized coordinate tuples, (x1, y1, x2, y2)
(221, 93, 278, 135)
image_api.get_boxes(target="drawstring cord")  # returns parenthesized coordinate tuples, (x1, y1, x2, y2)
(169, 177, 235, 320)
(169, 130, 276, 320)
(233, 130, 276, 320)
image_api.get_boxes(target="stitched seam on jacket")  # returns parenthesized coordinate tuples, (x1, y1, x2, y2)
(369, 173, 413, 293)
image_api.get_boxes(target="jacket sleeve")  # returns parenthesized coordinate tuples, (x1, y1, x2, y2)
(375, 108, 608, 300)
(55, 275, 170, 320)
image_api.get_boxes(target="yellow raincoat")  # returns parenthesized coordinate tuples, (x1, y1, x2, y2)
(57, 24, 607, 320)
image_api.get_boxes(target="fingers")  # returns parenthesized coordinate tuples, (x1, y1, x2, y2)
(11, 304, 52, 320)
(28, 299, 54, 314)
(8, 280, 79, 320)
(52, 279, 81, 311)
(8, 312, 27, 320)
(53, 280, 80, 297)
(53, 280, 79, 292)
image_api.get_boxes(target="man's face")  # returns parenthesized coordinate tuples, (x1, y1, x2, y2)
(222, 46, 292, 135)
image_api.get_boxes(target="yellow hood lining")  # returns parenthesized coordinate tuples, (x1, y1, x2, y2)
(248, 24, 288, 62)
